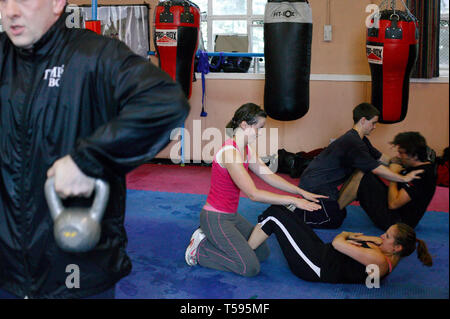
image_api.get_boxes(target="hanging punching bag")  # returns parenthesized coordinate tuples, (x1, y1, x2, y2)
(366, 9, 418, 123)
(154, 0, 200, 99)
(264, 0, 313, 121)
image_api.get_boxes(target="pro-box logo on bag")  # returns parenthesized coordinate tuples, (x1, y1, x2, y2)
(43, 65, 65, 87)
(366, 45, 383, 64)
(155, 29, 177, 47)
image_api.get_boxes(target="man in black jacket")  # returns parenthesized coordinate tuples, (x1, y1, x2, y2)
(0, 0, 190, 298)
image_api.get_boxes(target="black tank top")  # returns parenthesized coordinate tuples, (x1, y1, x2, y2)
(319, 243, 369, 284)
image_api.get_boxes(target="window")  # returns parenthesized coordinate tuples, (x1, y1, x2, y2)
(440, 0, 449, 75)
(78, 5, 150, 58)
(191, 0, 266, 73)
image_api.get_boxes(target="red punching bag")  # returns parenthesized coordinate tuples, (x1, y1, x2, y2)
(154, 0, 200, 99)
(366, 8, 418, 123)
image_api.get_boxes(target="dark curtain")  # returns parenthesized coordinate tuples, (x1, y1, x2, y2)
(406, 0, 441, 78)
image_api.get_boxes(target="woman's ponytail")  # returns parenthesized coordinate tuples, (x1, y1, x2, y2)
(416, 238, 433, 267)
(394, 223, 433, 267)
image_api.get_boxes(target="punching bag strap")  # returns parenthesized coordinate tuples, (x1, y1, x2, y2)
(180, 1, 194, 24)
(379, 0, 416, 22)
(386, 14, 403, 39)
(390, 0, 396, 12)
(399, 0, 417, 22)
(160, 1, 174, 23)
(197, 51, 210, 117)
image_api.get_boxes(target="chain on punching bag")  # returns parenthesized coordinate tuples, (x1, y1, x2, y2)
(366, 0, 418, 123)
(264, 0, 313, 121)
(154, 0, 200, 99)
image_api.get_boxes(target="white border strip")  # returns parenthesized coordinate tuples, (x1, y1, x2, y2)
(196, 72, 449, 83)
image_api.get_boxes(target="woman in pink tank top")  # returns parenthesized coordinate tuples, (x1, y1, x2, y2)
(185, 103, 327, 277)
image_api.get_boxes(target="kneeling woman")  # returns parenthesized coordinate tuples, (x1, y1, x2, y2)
(248, 205, 432, 283)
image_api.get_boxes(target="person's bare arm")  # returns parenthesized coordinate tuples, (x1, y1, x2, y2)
(372, 164, 423, 183)
(387, 163, 412, 209)
(332, 231, 385, 266)
(378, 153, 391, 166)
(248, 153, 328, 203)
(223, 149, 322, 211)
(347, 234, 383, 246)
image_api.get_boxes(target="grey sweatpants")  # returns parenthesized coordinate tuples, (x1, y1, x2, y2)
(197, 209, 270, 277)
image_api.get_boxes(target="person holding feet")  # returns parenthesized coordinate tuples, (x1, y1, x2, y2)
(294, 102, 423, 229)
(185, 103, 326, 276)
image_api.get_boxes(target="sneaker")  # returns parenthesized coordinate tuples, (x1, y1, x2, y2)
(185, 228, 206, 266)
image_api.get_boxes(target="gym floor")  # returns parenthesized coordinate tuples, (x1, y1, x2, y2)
(113, 163, 449, 299)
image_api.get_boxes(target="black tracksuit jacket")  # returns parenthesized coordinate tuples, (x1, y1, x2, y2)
(0, 13, 190, 298)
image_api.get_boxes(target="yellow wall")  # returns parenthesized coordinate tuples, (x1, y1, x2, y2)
(69, 0, 449, 161)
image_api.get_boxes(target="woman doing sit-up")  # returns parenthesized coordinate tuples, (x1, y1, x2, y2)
(248, 205, 432, 283)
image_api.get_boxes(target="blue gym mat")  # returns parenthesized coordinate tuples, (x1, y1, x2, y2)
(116, 190, 449, 299)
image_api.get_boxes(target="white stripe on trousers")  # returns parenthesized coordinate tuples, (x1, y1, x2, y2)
(259, 216, 321, 278)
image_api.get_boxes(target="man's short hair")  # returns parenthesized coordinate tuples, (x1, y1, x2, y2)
(353, 103, 380, 124)
(391, 132, 429, 162)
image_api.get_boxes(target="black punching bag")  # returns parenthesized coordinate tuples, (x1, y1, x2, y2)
(264, 0, 313, 121)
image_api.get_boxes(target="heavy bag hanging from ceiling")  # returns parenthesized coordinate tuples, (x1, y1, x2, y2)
(264, 0, 313, 121)
(366, 0, 418, 123)
(154, 0, 200, 99)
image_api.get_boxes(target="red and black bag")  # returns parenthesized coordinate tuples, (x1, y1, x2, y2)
(154, 0, 200, 99)
(366, 9, 418, 123)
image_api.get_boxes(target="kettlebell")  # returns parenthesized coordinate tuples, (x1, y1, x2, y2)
(44, 177, 110, 253)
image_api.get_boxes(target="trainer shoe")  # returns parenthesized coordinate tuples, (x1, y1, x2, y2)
(185, 228, 206, 266)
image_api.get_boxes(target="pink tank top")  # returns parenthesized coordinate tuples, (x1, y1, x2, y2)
(384, 255, 393, 273)
(205, 139, 250, 213)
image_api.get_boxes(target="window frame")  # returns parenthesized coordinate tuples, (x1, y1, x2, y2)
(440, 0, 449, 76)
(194, 0, 265, 53)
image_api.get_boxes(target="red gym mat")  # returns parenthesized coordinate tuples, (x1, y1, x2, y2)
(126, 164, 449, 213)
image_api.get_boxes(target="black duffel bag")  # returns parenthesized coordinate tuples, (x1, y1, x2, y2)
(209, 55, 252, 73)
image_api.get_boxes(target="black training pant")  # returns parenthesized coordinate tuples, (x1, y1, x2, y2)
(293, 199, 347, 229)
(357, 172, 401, 231)
(258, 205, 327, 282)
